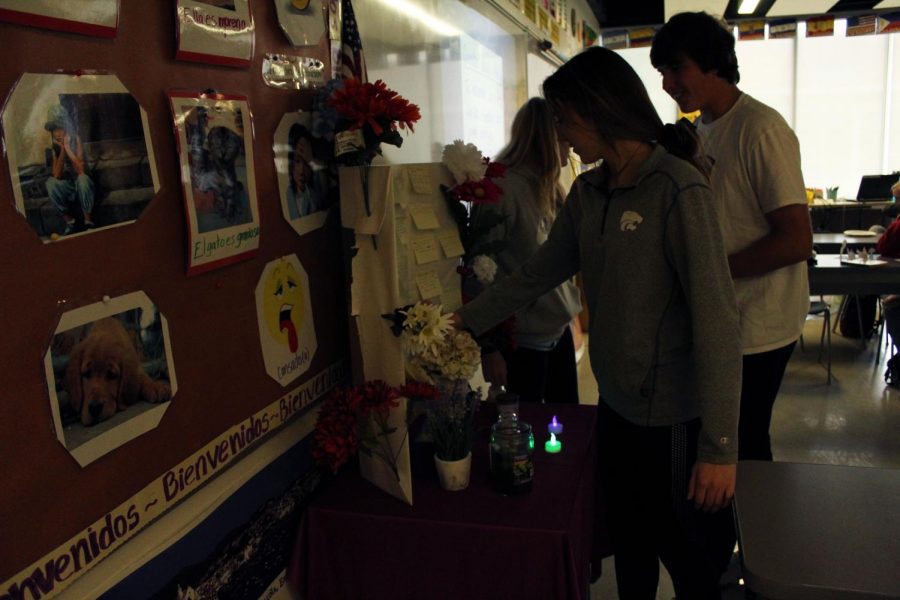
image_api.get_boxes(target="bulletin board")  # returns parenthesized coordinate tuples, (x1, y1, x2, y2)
(0, 2, 347, 596)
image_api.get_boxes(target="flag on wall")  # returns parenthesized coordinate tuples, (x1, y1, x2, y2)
(738, 21, 765, 41)
(601, 29, 626, 49)
(847, 15, 877, 36)
(768, 18, 796, 39)
(628, 27, 656, 48)
(340, 0, 367, 82)
(879, 12, 900, 34)
(806, 16, 834, 37)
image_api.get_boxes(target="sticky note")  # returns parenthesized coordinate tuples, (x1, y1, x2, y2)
(437, 229, 465, 258)
(409, 205, 440, 230)
(411, 235, 440, 264)
(415, 271, 443, 300)
(408, 166, 433, 194)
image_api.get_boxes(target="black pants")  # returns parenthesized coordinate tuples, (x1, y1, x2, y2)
(738, 341, 796, 461)
(708, 341, 799, 577)
(597, 400, 733, 600)
(505, 326, 579, 404)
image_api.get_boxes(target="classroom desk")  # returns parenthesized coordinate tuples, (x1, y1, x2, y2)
(809, 201, 894, 233)
(734, 461, 900, 599)
(808, 254, 900, 296)
(287, 403, 600, 600)
(813, 233, 882, 254)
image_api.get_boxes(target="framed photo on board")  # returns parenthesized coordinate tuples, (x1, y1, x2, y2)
(1, 72, 160, 242)
(169, 90, 260, 275)
(175, 0, 254, 67)
(0, 0, 119, 37)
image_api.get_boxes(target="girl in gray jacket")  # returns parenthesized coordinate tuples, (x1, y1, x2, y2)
(455, 47, 741, 599)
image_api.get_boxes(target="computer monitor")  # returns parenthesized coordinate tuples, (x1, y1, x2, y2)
(856, 174, 898, 201)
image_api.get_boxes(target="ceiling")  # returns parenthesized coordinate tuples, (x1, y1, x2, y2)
(587, 0, 900, 28)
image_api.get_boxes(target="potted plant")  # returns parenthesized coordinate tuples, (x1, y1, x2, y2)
(382, 301, 483, 490)
(426, 378, 480, 491)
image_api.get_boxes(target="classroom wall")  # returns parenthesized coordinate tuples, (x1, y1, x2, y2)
(0, 2, 347, 596)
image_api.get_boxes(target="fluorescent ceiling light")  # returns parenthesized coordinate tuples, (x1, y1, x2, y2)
(664, 1, 730, 21)
(374, 0, 461, 37)
(738, 0, 761, 14)
(767, 0, 835, 18)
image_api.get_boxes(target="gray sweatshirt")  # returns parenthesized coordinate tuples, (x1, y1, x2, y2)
(458, 146, 741, 463)
(469, 165, 582, 347)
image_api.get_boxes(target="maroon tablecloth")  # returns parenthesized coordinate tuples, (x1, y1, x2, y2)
(288, 403, 600, 600)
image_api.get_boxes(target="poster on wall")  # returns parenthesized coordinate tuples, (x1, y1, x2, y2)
(0, 0, 119, 37)
(44, 291, 177, 467)
(175, 0, 254, 68)
(274, 112, 336, 236)
(169, 90, 260, 275)
(274, 0, 326, 46)
(255, 254, 318, 387)
(1, 72, 160, 242)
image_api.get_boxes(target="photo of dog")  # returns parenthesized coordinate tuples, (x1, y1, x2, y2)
(64, 316, 171, 426)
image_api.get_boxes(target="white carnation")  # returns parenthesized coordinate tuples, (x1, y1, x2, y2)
(471, 254, 498, 284)
(442, 139, 486, 186)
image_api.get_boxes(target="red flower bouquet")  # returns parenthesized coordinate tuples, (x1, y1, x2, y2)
(313, 379, 426, 476)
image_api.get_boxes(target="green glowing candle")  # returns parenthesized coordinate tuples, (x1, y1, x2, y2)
(544, 432, 561, 454)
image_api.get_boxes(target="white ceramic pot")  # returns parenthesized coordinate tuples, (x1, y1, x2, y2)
(434, 451, 472, 491)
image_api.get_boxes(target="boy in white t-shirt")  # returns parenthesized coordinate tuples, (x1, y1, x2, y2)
(651, 11, 811, 463)
(651, 11, 813, 581)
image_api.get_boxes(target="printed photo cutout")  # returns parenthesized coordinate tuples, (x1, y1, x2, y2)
(274, 112, 336, 236)
(175, 0, 253, 68)
(274, 0, 326, 46)
(169, 91, 260, 275)
(255, 254, 318, 387)
(45, 291, 177, 467)
(0, 0, 119, 37)
(2, 73, 160, 243)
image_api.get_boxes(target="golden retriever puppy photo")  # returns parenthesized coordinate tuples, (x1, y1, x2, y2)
(66, 317, 171, 426)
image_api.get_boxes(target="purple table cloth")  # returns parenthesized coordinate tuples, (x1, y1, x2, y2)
(288, 403, 601, 600)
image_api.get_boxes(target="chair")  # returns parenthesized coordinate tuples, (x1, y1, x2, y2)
(801, 296, 832, 384)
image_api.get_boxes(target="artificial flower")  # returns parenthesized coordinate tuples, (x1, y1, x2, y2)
(442, 140, 487, 186)
(471, 254, 498, 284)
(400, 302, 454, 357)
(451, 177, 503, 205)
(311, 381, 406, 477)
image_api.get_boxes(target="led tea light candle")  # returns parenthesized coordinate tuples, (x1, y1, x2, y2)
(544, 432, 561, 454)
(548, 415, 563, 436)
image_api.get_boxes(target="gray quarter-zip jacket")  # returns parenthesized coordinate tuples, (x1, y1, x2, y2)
(458, 145, 741, 463)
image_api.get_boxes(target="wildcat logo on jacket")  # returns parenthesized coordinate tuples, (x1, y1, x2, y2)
(620, 211, 643, 231)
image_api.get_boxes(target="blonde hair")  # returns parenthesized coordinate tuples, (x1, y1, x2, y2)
(495, 97, 563, 218)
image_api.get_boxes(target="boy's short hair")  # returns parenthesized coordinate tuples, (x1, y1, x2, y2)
(651, 12, 740, 84)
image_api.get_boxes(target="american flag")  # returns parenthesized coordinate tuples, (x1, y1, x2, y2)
(340, 0, 368, 82)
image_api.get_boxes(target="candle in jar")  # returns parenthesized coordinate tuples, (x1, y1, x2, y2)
(544, 432, 562, 454)
(548, 415, 563, 436)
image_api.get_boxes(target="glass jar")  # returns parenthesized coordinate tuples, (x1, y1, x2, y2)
(489, 412, 534, 494)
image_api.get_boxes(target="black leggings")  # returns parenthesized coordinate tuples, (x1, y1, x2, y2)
(505, 326, 579, 404)
(597, 400, 734, 600)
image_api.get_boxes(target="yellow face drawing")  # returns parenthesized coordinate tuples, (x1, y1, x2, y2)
(262, 260, 305, 353)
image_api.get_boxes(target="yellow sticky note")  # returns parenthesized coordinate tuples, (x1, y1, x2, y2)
(409, 204, 440, 230)
(437, 229, 464, 258)
(415, 271, 443, 300)
(407, 166, 433, 194)
(411, 235, 440, 264)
